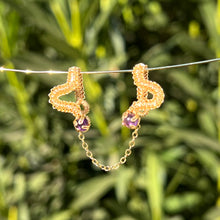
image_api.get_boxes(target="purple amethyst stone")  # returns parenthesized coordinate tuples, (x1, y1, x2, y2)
(122, 113, 139, 129)
(74, 117, 90, 132)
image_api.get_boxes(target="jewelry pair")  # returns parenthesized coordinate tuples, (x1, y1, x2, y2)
(48, 63, 165, 171)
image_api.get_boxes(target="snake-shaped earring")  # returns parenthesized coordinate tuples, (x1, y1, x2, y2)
(122, 63, 164, 129)
(48, 66, 91, 132)
(48, 63, 164, 171)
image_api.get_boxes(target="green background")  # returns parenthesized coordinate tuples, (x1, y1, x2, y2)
(0, 0, 220, 219)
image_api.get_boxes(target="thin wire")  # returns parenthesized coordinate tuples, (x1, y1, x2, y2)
(0, 58, 220, 75)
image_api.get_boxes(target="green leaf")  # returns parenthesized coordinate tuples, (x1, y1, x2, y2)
(160, 147, 186, 164)
(13, 173, 26, 201)
(204, 207, 220, 220)
(50, 0, 71, 42)
(195, 149, 220, 179)
(28, 172, 49, 193)
(146, 152, 164, 220)
(42, 210, 71, 220)
(68, 0, 82, 48)
(198, 109, 217, 138)
(72, 175, 116, 210)
(169, 71, 203, 99)
(115, 167, 135, 202)
(164, 192, 203, 213)
(18, 203, 30, 220)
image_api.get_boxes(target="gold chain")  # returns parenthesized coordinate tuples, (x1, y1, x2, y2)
(78, 125, 141, 171)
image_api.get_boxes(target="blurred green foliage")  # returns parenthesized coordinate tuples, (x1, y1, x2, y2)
(0, 0, 220, 219)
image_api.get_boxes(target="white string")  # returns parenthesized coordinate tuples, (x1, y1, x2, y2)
(0, 58, 220, 75)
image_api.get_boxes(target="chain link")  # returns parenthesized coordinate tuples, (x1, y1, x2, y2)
(78, 125, 140, 171)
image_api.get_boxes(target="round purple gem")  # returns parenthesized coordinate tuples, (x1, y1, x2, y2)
(75, 117, 90, 132)
(123, 113, 139, 129)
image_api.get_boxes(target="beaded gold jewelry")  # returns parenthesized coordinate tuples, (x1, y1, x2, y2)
(48, 63, 164, 171)
(48, 66, 91, 132)
(122, 63, 165, 129)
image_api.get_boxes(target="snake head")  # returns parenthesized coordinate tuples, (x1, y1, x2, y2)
(122, 112, 140, 129)
(73, 115, 91, 132)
